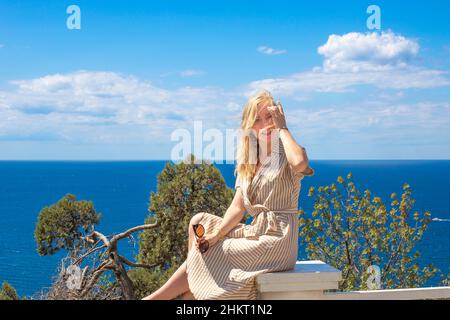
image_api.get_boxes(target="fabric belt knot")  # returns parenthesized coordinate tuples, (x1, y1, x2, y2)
(243, 204, 298, 239)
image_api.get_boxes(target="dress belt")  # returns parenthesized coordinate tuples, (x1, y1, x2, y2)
(243, 204, 298, 239)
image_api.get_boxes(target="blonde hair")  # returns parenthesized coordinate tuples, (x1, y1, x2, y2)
(234, 89, 276, 182)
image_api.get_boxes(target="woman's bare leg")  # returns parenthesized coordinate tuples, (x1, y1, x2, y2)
(141, 260, 190, 300)
(178, 289, 195, 300)
(141, 213, 204, 300)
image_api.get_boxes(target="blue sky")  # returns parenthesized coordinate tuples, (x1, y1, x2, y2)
(0, 0, 449, 160)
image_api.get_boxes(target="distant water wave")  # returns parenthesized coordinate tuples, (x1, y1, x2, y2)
(432, 217, 450, 222)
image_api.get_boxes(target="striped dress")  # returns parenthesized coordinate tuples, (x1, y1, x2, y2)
(185, 138, 314, 300)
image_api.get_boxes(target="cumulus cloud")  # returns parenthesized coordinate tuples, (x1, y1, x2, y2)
(247, 31, 449, 97)
(0, 71, 241, 143)
(5, 71, 225, 116)
(318, 31, 419, 71)
(289, 101, 450, 134)
(257, 46, 287, 55)
(286, 101, 450, 159)
(247, 66, 449, 96)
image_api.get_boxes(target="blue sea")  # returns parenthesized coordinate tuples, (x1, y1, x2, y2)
(0, 160, 449, 297)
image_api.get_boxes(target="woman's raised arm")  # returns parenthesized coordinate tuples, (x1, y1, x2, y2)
(268, 101, 311, 175)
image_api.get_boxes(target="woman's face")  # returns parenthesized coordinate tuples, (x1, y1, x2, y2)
(252, 101, 275, 156)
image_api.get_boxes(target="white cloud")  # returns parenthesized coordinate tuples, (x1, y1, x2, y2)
(247, 66, 449, 96)
(0, 71, 241, 143)
(257, 46, 287, 55)
(247, 31, 449, 97)
(179, 69, 205, 77)
(289, 101, 450, 133)
(287, 101, 450, 159)
(285, 101, 450, 158)
(5, 71, 221, 116)
(318, 31, 419, 72)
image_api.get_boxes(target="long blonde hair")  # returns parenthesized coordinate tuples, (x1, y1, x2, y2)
(234, 89, 276, 182)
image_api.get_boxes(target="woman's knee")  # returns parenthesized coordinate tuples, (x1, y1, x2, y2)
(189, 212, 205, 226)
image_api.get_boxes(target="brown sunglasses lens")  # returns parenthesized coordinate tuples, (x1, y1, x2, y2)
(199, 240, 209, 253)
(193, 224, 205, 238)
(193, 224, 209, 253)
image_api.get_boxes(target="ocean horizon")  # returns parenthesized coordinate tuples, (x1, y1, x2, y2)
(0, 160, 449, 297)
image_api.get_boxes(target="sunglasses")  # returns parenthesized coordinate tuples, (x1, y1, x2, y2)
(192, 223, 209, 254)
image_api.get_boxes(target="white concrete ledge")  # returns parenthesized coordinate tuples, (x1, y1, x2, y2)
(256, 260, 342, 299)
(256, 260, 450, 300)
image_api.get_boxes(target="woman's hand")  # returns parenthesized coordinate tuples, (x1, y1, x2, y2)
(267, 101, 287, 129)
(195, 229, 220, 251)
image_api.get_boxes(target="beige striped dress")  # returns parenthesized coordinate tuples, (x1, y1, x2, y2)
(186, 138, 314, 300)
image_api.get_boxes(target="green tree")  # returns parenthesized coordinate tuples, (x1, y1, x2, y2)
(130, 154, 236, 298)
(0, 282, 19, 300)
(35, 194, 157, 300)
(299, 172, 439, 290)
(34, 194, 101, 256)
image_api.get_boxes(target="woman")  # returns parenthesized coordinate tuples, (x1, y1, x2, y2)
(142, 89, 314, 300)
